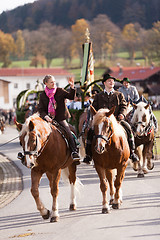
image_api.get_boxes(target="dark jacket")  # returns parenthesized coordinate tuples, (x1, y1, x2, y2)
(92, 90, 127, 119)
(38, 87, 75, 122)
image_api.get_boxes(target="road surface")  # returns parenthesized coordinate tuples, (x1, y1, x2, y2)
(0, 125, 160, 240)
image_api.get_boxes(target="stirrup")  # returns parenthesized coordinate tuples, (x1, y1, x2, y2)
(71, 152, 80, 161)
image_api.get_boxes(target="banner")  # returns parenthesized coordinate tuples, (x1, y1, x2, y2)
(81, 42, 94, 93)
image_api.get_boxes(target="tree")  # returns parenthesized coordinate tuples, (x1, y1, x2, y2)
(90, 14, 120, 63)
(15, 30, 25, 59)
(0, 30, 15, 67)
(71, 19, 89, 61)
(122, 23, 139, 63)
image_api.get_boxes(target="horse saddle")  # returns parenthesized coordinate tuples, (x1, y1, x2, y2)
(52, 120, 80, 147)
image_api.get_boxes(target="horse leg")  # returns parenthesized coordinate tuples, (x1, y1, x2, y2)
(136, 145, 144, 178)
(146, 142, 154, 171)
(68, 164, 77, 211)
(95, 165, 110, 214)
(105, 169, 115, 205)
(112, 165, 126, 209)
(31, 168, 50, 220)
(141, 145, 148, 174)
(46, 170, 61, 222)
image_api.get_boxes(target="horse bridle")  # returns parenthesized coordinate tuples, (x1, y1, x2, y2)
(94, 118, 114, 144)
(132, 114, 153, 137)
(23, 131, 51, 158)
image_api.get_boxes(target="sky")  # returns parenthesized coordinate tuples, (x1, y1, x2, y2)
(0, 0, 37, 14)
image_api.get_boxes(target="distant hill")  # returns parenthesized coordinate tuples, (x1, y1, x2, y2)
(0, 0, 160, 33)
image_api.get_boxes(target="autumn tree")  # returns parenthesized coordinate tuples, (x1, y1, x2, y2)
(122, 23, 139, 63)
(90, 14, 120, 63)
(15, 30, 25, 59)
(0, 30, 15, 67)
(71, 19, 89, 61)
(151, 21, 160, 59)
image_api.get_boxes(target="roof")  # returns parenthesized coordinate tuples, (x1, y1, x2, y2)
(110, 66, 160, 81)
(0, 68, 72, 77)
(146, 84, 160, 95)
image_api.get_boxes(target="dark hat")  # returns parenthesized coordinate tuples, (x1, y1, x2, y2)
(121, 77, 131, 83)
(102, 73, 115, 84)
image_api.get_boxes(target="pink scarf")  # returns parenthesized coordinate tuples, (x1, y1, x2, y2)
(45, 86, 57, 118)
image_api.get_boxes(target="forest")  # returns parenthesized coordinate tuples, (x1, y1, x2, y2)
(0, 0, 160, 33)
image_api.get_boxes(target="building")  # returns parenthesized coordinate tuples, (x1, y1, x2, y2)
(110, 66, 160, 102)
(0, 68, 73, 109)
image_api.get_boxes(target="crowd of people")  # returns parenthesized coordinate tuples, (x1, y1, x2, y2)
(0, 109, 16, 125)
(2, 72, 158, 166)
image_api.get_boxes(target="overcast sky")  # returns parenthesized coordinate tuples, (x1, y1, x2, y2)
(0, 0, 37, 14)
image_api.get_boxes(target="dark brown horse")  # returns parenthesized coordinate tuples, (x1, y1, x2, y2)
(130, 102, 155, 177)
(90, 105, 130, 213)
(78, 110, 88, 157)
(16, 113, 80, 222)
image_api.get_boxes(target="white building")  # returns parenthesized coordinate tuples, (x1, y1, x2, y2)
(0, 68, 73, 110)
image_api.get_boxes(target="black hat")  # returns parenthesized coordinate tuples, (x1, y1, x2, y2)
(102, 73, 116, 84)
(121, 77, 131, 83)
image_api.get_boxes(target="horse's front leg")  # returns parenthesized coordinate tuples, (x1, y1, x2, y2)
(113, 165, 127, 209)
(135, 145, 144, 178)
(31, 168, 50, 220)
(105, 169, 115, 205)
(47, 170, 61, 222)
(145, 142, 154, 171)
(95, 165, 110, 214)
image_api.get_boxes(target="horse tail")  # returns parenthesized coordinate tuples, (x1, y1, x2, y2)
(61, 168, 83, 193)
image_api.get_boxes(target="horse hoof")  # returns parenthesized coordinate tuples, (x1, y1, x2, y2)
(50, 216, 59, 222)
(112, 203, 120, 209)
(102, 208, 110, 214)
(142, 168, 148, 174)
(147, 163, 154, 170)
(42, 210, 50, 220)
(137, 173, 144, 178)
(109, 199, 114, 205)
(69, 204, 76, 211)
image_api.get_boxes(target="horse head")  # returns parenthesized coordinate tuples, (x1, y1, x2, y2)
(131, 102, 150, 137)
(16, 114, 51, 168)
(91, 106, 115, 154)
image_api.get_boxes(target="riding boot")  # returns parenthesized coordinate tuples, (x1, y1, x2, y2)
(69, 136, 80, 165)
(120, 120, 139, 163)
(83, 128, 94, 164)
(59, 120, 80, 165)
(128, 136, 139, 163)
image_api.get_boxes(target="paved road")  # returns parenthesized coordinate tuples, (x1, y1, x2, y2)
(0, 125, 160, 240)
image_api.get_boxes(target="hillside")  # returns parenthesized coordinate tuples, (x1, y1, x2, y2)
(0, 0, 160, 33)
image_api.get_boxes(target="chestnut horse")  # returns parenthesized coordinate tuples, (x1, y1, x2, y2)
(90, 105, 130, 213)
(16, 114, 80, 222)
(130, 102, 155, 177)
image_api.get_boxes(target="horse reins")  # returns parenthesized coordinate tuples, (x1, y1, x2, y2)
(95, 118, 114, 144)
(0, 136, 19, 148)
(23, 131, 51, 158)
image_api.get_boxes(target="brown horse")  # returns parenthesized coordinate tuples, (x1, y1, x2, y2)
(130, 102, 155, 177)
(16, 113, 80, 222)
(90, 105, 130, 213)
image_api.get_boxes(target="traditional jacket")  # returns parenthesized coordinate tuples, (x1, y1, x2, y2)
(38, 87, 75, 122)
(92, 90, 127, 119)
(118, 85, 139, 103)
